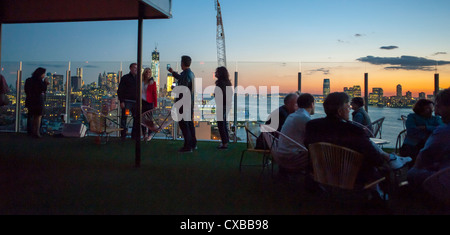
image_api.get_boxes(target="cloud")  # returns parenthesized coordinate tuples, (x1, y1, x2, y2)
(357, 55, 450, 71)
(354, 33, 365, 37)
(307, 68, 330, 75)
(432, 52, 447, 56)
(380, 46, 399, 50)
(337, 39, 349, 43)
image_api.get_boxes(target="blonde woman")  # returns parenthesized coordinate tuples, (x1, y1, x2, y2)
(142, 68, 158, 140)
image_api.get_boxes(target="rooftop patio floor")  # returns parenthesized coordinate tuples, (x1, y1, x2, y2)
(0, 133, 447, 216)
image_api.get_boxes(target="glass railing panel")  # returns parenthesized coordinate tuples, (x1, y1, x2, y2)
(2, 60, 447, 146)
(0, 61, 20, 132)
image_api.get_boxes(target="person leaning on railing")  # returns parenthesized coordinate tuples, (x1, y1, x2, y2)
(24, 67, 50, 138)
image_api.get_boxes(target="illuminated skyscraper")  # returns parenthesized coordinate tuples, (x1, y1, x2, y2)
(167, 73, 175, 92)
(323, 78, 330, 98)
(71, 75, 82, 91)
(151, 47, 160, 88)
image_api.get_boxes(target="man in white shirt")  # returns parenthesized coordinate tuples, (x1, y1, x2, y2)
(277, 93, 315, 173)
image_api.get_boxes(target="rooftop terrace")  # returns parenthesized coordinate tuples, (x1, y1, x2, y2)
(1, 133, 448, 217)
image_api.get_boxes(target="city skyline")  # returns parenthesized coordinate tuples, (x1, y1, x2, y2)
(1, 0, 450, 95)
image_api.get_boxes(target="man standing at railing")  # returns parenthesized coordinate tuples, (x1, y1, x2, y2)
(168, 55, 197, 153)
(117, 63, 139, 141)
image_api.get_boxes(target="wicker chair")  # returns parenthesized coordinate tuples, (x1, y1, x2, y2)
(308, 142, 386, 199)
(81, 105, 123, 144)
(239, 122, 271, 173)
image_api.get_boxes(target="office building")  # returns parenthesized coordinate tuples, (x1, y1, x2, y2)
(152, 47, 160, 88)
(323, 78, 330, 98)
(397, 84, 402, 97)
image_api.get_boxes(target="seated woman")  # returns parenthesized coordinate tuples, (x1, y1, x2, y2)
(350, 97, 373, 135)
(401, 99, 444, 161)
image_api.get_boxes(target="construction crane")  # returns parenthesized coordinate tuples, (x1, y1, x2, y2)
(215, 0, 227, 68)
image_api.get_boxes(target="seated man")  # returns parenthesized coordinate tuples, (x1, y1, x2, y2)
(304, 92, 411, 191)
(276, 93, 315, 173)
(407, 88, 450, 192)
(255, 92, 299, 149)
(266, 92, 299, 131)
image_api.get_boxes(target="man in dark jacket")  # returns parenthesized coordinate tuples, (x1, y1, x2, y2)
(117, 63, 138, 140)
(304, 92, 411, 189)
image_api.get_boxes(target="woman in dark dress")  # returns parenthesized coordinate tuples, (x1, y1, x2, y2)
(214, 66, 232, 149)
(25, 67, 49, 138)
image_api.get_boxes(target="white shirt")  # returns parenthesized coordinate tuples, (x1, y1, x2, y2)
(142, 82, 149, 102)
(278, 108, 311, 156)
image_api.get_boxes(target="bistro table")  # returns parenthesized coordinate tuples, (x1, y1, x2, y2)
(370, 138, 390, 147)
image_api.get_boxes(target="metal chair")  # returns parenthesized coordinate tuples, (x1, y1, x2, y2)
(81, 105, 123, 144)
(371, 117, 385, 139)
(141, 106, 174, 141)
(308, 142, 386, 201)
(395, 129, 407, 155)
(239, 122, 271, 173)
(261, 124, 309, 175)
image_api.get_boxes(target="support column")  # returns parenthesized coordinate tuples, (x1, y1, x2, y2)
(135, 2, 144, 168)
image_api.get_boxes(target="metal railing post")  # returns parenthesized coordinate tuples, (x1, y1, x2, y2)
(15, 62, 22, 133)
(364, 73, 369, 113)
(234, 70, 238, 143)
(65, 62, 71, 123)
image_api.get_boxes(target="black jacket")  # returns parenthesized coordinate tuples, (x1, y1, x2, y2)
(117, 72, 137, 103)
(304, 116, 385, 185)
(24, 76, 47, 110)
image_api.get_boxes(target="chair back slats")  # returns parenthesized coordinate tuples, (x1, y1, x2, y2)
(309, 142, 364, 190)
(395, 129, 407, 155)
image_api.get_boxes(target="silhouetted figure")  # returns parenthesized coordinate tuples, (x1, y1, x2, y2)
(24, 67, 49, 138)
(214, 66, 233, 150)
(401, 99, 444, 161)
(407, 89, 450, 191)
(351, 97, 373, 134)
(168, 56, 197, 153)
(0, 74, 10, 107)
(305, 92, 412, 198)
(117, 63, 139, 140)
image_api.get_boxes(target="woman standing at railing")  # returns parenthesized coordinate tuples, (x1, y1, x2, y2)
(24, 67, 50, 138)
(214, 66, 232, 150)
(141, 67, 158, 141)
